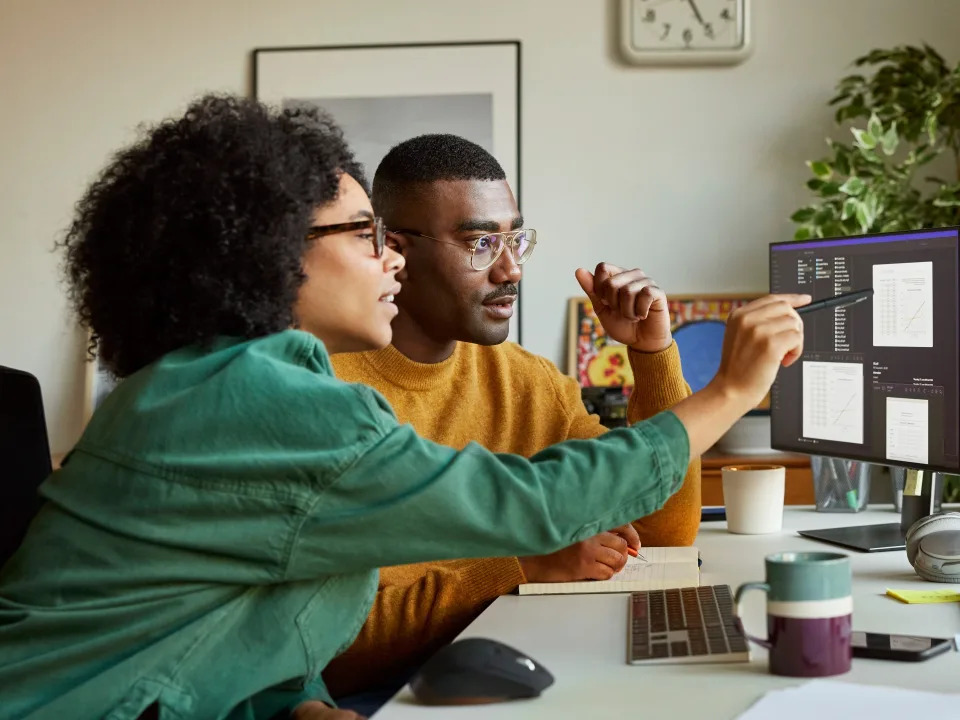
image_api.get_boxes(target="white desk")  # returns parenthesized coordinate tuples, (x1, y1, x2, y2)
(374, 508, 960, 718)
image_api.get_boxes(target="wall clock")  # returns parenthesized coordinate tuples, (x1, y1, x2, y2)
(620, 0, 752, 66)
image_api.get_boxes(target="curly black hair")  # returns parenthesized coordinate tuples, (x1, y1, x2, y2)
(62, 94, 365, 378)
(371, 134, 505, 216)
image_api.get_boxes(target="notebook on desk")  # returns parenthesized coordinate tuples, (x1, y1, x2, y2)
(518, 546, 700, 595)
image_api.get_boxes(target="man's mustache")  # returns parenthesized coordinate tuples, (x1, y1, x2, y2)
(483, 284, 519, 303)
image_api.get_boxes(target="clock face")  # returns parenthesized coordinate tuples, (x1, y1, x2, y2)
(629, 0, 745, 52)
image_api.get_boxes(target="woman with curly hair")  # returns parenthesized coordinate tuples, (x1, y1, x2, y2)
(0, 95, 805, 720)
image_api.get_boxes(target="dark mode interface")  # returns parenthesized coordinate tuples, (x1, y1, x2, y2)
(769, 229, 960, 472)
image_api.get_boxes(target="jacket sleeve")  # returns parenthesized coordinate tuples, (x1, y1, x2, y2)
(557, 342, 702, 546)
(285, 386, 690, 579)
(321, 558, 525, 696)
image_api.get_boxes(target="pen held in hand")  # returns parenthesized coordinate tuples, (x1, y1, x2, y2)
(797, 288, 873, 316)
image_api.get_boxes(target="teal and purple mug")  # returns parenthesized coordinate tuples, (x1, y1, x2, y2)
(734, 551, 852, 677)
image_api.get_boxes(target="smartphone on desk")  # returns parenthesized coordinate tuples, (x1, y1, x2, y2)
(852, 632, 955, 661)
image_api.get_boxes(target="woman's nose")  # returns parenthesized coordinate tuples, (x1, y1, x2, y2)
(384, 243, 405, 273)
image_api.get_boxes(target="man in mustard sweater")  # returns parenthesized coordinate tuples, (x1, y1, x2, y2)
(325, 134, 701, 699)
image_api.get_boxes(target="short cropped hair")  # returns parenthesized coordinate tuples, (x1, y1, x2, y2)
(372, 134, 505, 215)
(61, 95, 364, 377)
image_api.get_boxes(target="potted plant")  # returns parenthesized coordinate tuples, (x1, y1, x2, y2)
(792, 44, 960, 505)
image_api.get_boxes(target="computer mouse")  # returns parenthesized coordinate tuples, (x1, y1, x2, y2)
(409, 637, 554, 706)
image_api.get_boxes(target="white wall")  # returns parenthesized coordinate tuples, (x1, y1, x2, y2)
(2, 0, 959, 453)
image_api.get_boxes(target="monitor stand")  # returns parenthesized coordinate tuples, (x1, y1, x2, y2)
(797, 523, 905, 553)
(798, 469, 944, 553)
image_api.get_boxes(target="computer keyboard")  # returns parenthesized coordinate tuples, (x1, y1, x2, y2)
(627, 584, 750, 665)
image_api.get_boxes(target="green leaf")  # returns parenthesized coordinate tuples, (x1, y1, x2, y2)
(852, 127, 877, 150)
(932, 186, 960, 207)
(814, 207, 837, 225)
(857, 192, 881, 230)
(841, 198, 860, 220)
(880, 123, 899, 155)
(793, 226, 814, 241)
(868, 113, 883, 138)
(855, 49, 893, 66)
(823, 222, 846, 238)
(820, 181, 842, 196)
(838, 104, 870, 125)
(926, 113, 938, 144)
(806, 178, 825, 191)
(807, 160, 833, 179)
(835, 152, 851, 176)
(790, 207, 818, 223)
(839, 176, 866, 195)
(932, 196, 960, 207)
(838, 73, 866, 88)
(922, 43, 947, 69)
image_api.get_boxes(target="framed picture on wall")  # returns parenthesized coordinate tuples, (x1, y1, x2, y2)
(253, 41, 523, 343)
(567, 293, 769, 410)
(567, 297, 634, 389)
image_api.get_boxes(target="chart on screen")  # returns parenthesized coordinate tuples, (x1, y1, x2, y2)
(802, 361, 864, 445)
(885, 396, 929, 464)
(873, 261, 933, 347)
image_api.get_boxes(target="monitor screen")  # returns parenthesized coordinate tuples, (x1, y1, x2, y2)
(769, 227, 960, 473)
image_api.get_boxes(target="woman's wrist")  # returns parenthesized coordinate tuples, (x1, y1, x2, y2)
(671, 380, 753, 458)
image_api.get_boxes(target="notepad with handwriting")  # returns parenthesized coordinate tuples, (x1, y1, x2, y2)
(517, 546, 700, 595)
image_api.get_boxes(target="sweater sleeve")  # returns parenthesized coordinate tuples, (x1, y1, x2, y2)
(321, 558, 525, 696)
(625, 344, 702, 546)
(285, 387, 690, 578)
(556, 342, 702, 546)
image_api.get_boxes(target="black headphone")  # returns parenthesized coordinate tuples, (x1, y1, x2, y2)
(905, 512, 960, 583)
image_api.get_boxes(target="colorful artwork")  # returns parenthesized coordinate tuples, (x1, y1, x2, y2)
(567, 298, 634, 389)
(667, 296, 753, 328)
(668, 294, 769, 411)
(567, 294, 767, 409)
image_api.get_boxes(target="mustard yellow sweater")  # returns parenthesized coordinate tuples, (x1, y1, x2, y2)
(323, 340, 700, 695)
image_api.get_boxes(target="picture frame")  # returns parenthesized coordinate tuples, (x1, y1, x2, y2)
(567, 297, 633, 389)
(567, 293, 768, 410)
(253, 41, 523, 343)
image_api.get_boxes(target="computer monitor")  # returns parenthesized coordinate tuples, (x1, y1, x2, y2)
(769, 227, 960, 551)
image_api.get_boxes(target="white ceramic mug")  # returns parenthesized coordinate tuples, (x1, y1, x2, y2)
(722, 464, 786, 534)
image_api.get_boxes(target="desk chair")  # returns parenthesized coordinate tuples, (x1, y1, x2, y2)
(0, 366, 52, 569)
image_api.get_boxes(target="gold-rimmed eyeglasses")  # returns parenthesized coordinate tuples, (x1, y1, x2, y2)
(391, 228, 537, 271)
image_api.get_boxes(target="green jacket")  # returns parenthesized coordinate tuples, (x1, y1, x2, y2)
(0, 330, 689, 720)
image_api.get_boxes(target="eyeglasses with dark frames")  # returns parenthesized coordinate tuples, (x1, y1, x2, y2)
(306, 217, 387, 258)
(391, 228, 537, 271)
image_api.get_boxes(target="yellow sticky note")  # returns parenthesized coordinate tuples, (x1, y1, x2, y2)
(903, 469, 923, 497)
(886, 588, 960, 604)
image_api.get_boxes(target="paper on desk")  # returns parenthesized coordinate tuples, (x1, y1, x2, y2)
(735, 680, 959, 720)
(886, 588, 960, 604)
